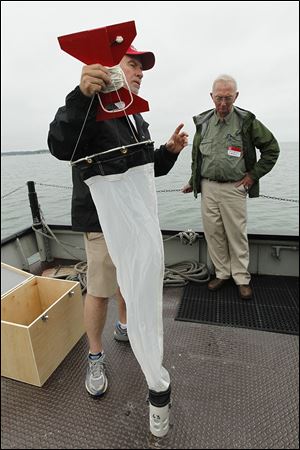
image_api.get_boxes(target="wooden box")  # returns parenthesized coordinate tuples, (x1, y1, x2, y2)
(1, 269, 85, 387)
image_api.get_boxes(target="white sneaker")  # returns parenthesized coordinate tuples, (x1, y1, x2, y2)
(85, 353, 108, 396)
(113, 321, 129, 342)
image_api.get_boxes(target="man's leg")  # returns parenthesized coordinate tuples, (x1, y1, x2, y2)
(84, 294, 108, 354)
(219, 183, 252, 299)
(201, 179, 231, 280)
(84, 232, 118, 396)
(116, 288, 127, 324)
(219, 183, 251, 285)
(114, 288, 129, 342)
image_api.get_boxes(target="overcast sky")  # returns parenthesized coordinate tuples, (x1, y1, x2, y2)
(1, 1, 299, 152)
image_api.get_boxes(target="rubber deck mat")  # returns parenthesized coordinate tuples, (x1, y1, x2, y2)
(176, 275, 299, 335)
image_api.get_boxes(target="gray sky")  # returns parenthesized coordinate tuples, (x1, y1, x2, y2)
(1, 1, 299, 151)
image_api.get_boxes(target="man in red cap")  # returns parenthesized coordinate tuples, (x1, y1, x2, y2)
(125, 44, 155, 70)
(48, 43, 188, 436)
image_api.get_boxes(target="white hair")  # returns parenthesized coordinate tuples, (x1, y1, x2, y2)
(212, 75, 238, 93)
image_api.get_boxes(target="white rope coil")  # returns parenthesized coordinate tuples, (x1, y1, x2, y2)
(97, 65, 134, 114)
(101, 65, 124, 93)
(164, 261, 210, 287)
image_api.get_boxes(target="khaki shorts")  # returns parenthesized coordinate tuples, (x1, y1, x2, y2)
(84, 232, 118, 298)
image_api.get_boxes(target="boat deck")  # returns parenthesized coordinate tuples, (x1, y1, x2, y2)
(1, 286, 299, 449)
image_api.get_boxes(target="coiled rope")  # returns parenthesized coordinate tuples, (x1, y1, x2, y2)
(97, 65, 134, 114)
(164, 260, 210, 287)
(100, 65, 125, 93)
(66, 261, 87, 293)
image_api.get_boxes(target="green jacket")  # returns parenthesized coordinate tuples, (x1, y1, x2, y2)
(189, 106, 280, 198)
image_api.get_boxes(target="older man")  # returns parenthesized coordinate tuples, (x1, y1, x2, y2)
(183, 74, 280, 300)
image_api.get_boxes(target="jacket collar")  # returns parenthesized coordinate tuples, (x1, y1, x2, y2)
(193, 106, 256, 129)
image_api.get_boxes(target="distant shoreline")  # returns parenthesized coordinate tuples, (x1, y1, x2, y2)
(1, 150, 49, 156)
(1, 141, 298, 157)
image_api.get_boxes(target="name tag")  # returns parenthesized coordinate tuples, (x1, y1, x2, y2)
(228, 146, 241, 157)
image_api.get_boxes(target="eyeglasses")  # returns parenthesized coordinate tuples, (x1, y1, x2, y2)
(213, 95, 235, 104)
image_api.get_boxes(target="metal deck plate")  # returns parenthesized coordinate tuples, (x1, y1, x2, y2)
(1, 286, 299, 449)
(176, 276, 299, 335)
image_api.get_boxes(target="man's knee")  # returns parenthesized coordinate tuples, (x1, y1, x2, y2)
(85, 293, 109, 304)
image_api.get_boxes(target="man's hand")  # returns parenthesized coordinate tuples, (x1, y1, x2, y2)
(165, 123, 189, 154)
(235, 173, 254, 192)
(181, 183, 193, 194)
(79, 64, 112, 97)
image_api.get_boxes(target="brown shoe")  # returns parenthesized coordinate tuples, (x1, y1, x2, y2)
(208, 278, 227, 291)
(239, 284, 252, 300)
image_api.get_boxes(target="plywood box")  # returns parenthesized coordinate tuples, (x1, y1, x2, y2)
(1, 275, 85, 386)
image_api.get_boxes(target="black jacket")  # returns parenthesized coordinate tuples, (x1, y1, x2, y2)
(48, 87, 178, 231)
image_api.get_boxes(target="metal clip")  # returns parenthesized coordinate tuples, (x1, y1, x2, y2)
(120, 147, 128, 154)
(41, 314, 49, 321)
(68, 291, 75, 297)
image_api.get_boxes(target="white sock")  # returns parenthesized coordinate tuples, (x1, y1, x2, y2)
(119, 321, 127, 330)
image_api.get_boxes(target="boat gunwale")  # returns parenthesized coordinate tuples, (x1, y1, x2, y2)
(1, 224, 299, 247)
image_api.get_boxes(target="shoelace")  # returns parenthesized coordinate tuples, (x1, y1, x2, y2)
(89, 359, 105, 378)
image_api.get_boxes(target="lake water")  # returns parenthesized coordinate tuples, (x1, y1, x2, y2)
(1, 143, 299, 240)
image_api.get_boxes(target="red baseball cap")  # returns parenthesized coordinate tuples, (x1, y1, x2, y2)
(125, 45, 155, 70)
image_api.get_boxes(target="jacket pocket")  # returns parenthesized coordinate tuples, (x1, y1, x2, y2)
(199, 140, 213, 155)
